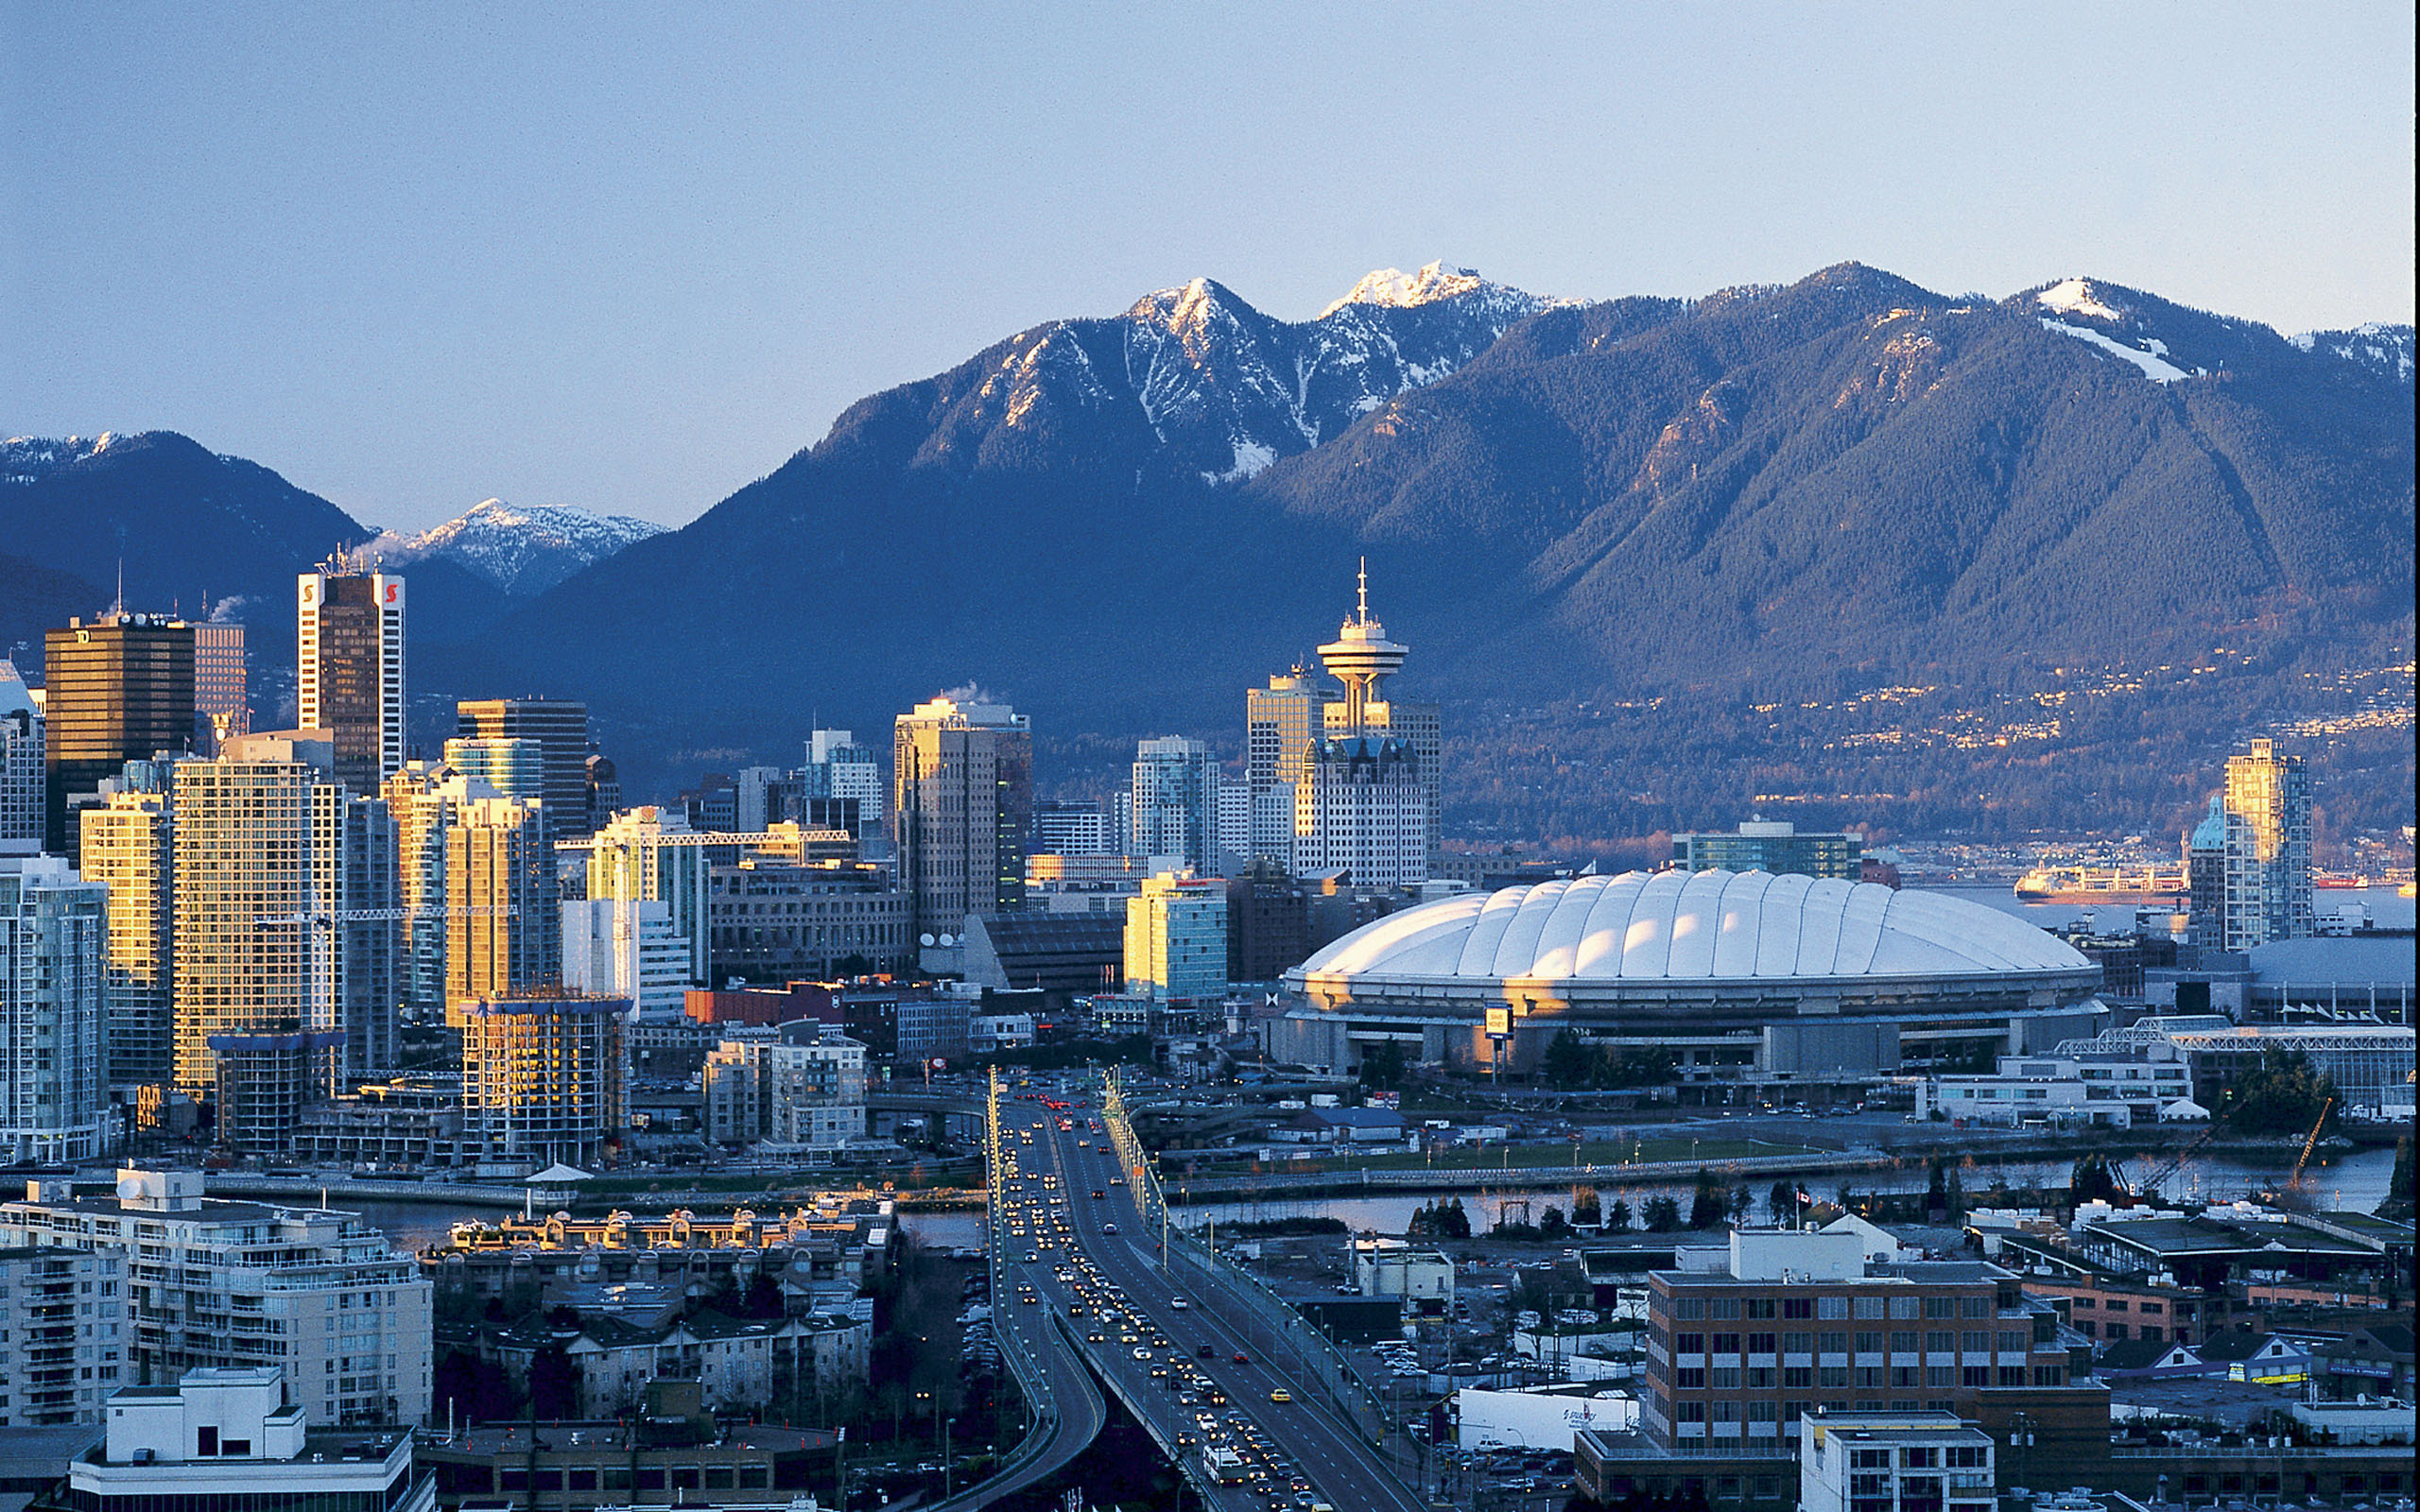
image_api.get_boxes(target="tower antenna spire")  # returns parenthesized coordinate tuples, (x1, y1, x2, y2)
(1357, 557, 1369, 624)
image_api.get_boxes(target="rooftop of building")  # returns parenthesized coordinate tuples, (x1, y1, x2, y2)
(2246, 935, 2417, 987)
(1296, 868, 2089, 985)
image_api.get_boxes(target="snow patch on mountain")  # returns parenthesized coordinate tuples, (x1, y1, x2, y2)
(1, 433, 119, 484)
(2037, 278, 2128, 323)
(2290, 322, 2416, 384)
(370, 498, 666, 595)
(2039, 318, 2191, 383)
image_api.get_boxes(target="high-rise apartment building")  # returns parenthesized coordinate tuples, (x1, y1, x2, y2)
(2219, 738, 2313, 950)
(0, 662, 43, 847)
(191, 620, 249, 755)
(584, 807, 715, 985)
(702, 1022, 868, 1150)
(172, 732, 398, 1154)
(2184, 796, 2229, 952)
(444, 796, 560, 1009)
(562, 898, 691, 1017)
(0, 1244, 126, 1424)
(0, 1169, 433, 1428)
(1123, 872, 1229, 1005)
(383, 762, 493, 1022)
(80, 782, 177, 1086)
(297, 567, 406, 797)
(0, 853, 108, 1162)
(457, 991, 628, 1167)
(42, 613, 196, 853)
(583, 754, 621, 834)
(454, 698, 592, 837)
(1130, 735, 1221, 874)
(892, 696, 1032, 939)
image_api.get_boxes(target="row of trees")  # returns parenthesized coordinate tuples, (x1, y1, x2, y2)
(1539, 1030, 1679, 1091)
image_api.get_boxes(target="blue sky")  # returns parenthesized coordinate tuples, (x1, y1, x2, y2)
(6, 2, 2411, 531)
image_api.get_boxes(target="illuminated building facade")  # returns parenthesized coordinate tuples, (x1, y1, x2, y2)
(42, 613, 195, 853)
(454, 697, 593, 837)
(892, 696, 1032, 939)
(0, 853, 108, 1162)
(2219, 738, 2313, 949)
(297, 567, 405, 797)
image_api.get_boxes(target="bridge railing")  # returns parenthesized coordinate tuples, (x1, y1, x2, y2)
(1103, 1073, 1408, 1478)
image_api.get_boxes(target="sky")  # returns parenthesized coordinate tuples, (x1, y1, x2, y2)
(5, 3, 2412, 533)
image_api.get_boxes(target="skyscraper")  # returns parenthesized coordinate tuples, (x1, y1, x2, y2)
(1129, 735, 1220, 874)
(892, 695, 1032, 940)
(1122, 871, 1229, 1005)
(1292, 734, 1427, 889)
(804, 729, 885, 830)
(445, 795, 561, 1009)
(172, 731, 396, 1153)
(2219, 738, 2314, 950)
(80, 781, 177, 1086)
(454, 698, 592, 837)
(190, 620, 249, 755)
(1246, 670, 1326, 865)
(297, 566, 406, 797)
(42, 613, 196, 853)
(441, 734, 546, 802)
(0, 852, 108, 1162)
(585, 806, 714, 985)
(1317, 563, 1439, 872)
(2184, 796, 2229, 952)
(0, 661, 42, 848)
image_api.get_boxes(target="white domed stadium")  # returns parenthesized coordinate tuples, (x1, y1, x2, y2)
(1268, 869, 2105, 1091)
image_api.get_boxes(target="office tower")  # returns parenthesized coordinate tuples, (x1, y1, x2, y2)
(80, 783, 177, 1085)
(2184, 796, 2228, 952)
(2220, 738, 2314, 949)
(584, 754, 622, 833)
(0, 852, 108, 1162)
(1246, 670, 1326, 864)
(0, 1246, 126, 1424)
(682, 773, 738, 831)
(562, 897, 691, 1017)
(445, 795, 560, 1009)
(0, 662, 43, 847)
(1129, 735, 1220, 874)
(1226, 861, 1311, 985)
(296, 565, 405, 797)
(457, 991, 628, 1167)
(707, 856, 911, 982)
(42, 613, 196, 853)
(892, 696, 1032, 939)
(172, 732, 398, 1154)
(455, 697, 593, 837)
(1123, 871, 1229, 1005)
(1035, 799, 1117, 857)
(384, 761, 493, 1021)
(441, 734, 544, 803)
(804, 729, 884, 829)
(1672, 820, 1862, 880)
(1216, 783, 1252, 870)
(0, 1169, 434, 1428)
(1292, 734, 1426, 888)
(190, 620, 249, 755)
(585, 807, 714, 984)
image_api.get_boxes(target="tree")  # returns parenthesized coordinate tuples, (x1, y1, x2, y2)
(1687, 1168, 1728, 1229)
(1768, 1178, 1798, 1224)
(1643, 1195, 1681, 1232)
(1606, 1198, 1634, 1232)
(1572, 1187, 1602, 1227)
(1730, 1184, 1754, 1221)
(2380, 1136, 2415, 1223)
(2070, 1153, 2126, 1208)
(528, 1344, 581, 1419)
(1358, 1040, 1408, 1091)
(2217, 1048, 2341, 1137)
(1540, 1206, 1572, 1240)
(1541, 1030, 1597, 1091)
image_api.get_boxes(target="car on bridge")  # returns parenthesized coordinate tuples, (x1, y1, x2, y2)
(1268, 1388, 1291, 1403)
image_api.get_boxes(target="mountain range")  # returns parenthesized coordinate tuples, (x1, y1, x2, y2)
(9, 261, 2412, 839)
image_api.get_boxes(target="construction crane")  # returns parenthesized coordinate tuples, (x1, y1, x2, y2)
(2124, 1121, 2221, 1204)
(2285, 1098, 2335, 1192)
(251, 902, 518, 1080)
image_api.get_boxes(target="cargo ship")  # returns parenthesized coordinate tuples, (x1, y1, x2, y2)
(2014, 865, 2188, 904)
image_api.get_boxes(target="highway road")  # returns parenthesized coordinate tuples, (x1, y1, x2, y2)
(988, 1078, 1430, 1512)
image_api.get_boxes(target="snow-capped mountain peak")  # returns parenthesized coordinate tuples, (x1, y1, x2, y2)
(2035, 277, 2128, 323)
(2290, 322, 2416, 386)
(369, 498, 666, 595)
(2, 432, 120, 484)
